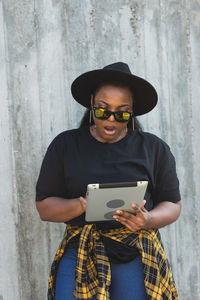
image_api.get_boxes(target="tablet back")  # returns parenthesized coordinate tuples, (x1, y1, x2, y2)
(85, 181, 148, 222)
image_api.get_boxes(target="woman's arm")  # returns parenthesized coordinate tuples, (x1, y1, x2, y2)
(36, 196, 87, 222)
(113, 200, 181, 232)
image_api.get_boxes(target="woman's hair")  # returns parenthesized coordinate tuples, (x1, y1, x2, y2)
(79, 80, 143, 130)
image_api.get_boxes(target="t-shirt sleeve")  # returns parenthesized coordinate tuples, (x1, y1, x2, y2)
(153, 141, 181, 205)
(36, 136, 67, 201)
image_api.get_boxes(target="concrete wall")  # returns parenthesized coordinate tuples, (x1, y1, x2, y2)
(0, 0, 200, 299)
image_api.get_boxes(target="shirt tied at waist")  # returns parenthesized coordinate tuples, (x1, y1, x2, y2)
(48, 224, 179, 300)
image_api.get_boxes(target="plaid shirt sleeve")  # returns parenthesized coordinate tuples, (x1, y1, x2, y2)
(48, 225, 179, 300)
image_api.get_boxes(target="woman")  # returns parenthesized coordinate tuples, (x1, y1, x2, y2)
(36, 62, 181, 300)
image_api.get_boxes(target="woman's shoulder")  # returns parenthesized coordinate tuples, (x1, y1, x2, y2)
(47, 127, 85, 150)
(136, 130, 167, 143)
(53, 127, 82, 140)
(135, 130, 171, 152)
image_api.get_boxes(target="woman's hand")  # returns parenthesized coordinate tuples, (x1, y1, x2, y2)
(112, 200, 152, 232)
(112, 200, 181, 232)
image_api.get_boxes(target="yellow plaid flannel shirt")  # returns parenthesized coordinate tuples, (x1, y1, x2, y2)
(48, 224, 179, 300)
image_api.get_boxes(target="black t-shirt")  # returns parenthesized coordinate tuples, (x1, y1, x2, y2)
(36, 126, 181, 227)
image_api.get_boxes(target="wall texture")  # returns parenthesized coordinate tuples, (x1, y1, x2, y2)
(0, 0, 200, 299)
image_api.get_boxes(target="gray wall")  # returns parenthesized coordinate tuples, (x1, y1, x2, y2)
(1, 0, 200, 299)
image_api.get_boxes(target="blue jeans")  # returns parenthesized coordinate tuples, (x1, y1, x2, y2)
(55, 247, 147, 300)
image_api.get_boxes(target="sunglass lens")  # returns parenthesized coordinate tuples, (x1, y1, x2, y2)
(122, 112, 131, 121)
(94, 108, 109, 119)
(115, 112, 131, 122)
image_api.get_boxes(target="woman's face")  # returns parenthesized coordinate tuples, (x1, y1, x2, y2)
(90, 84, 133, 143)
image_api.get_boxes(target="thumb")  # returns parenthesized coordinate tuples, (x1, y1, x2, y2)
(79, 196, 87, 211)
(141, 199, 146, 209)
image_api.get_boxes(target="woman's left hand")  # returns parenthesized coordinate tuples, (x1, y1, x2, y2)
(113, 200, 152, 232)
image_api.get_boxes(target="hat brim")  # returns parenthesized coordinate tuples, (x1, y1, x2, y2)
(71, 69, 158, 116)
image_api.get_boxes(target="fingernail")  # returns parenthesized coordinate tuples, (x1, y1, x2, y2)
(116, 210, 121, 214)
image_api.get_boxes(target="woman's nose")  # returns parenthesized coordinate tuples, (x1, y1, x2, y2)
(107, 113, 115, 121)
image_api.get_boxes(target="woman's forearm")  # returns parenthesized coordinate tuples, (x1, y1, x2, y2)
(144, 201, 181, 229)
(36, 196, 86, 223)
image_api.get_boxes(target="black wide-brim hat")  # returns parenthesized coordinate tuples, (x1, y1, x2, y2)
(71, 62, 158, 116)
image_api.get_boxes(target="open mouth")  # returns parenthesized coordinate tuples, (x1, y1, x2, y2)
(104, 126, 116, 135)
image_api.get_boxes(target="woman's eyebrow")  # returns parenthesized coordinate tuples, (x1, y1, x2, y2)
(96, 100, 131, 108)
(96, 100, 108, 105)
(118, 104, 131, 108)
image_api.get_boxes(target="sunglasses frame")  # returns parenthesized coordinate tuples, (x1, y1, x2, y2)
(92, 106, 133, 123)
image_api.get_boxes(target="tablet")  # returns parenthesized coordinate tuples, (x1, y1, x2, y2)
(85, 181, 148, 222)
